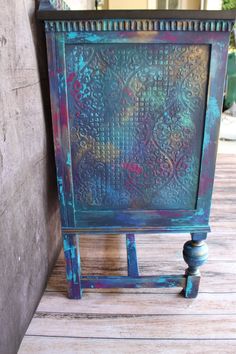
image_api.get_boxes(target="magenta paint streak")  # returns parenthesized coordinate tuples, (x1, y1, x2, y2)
(67, 73, 83, 112)
(60, 102, 69, 126)
(67, 72, 76, 83)
(123, 87, 134, 97)
(122, 162, 143, 175)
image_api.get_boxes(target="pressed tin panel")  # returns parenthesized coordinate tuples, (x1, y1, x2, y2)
(65, 43, 210, 211)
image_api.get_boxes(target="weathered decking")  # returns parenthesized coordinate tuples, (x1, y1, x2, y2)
(19, 147, 236, 354)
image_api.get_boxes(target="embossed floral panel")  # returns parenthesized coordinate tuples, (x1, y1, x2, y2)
(66, 43, 209, 210)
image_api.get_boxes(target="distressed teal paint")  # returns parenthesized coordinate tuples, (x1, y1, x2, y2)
(208, 96, 221, 121)
(202, 97, 221, 154)
(196, 208, 204, 217)
(63, 233, 82, 298)
(66, 152, 71, 166)
(81, 275, 186, 288)
(63, 237, 70, 251)
(185, 277, 193, 297)
(57, 176, 66, 207)
(66, 270, 72, 281)
(126, 234, 139, 277)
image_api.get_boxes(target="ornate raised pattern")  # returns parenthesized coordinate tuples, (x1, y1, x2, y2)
(66, 43, 209, 211)
(45, 19, 235, 32)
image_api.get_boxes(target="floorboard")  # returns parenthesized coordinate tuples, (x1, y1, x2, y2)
(19, 337, 236, 354)
(19, 149, 236, 353)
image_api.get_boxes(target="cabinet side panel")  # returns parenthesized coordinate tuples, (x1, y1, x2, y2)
(65, 42, 209, 211)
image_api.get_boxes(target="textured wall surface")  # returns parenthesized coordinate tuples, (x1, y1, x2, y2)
(0, 1, 61, 353)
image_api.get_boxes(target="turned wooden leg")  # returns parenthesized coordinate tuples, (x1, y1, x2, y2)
(182, 233, 208, 298)
(63, 233, 82, 299)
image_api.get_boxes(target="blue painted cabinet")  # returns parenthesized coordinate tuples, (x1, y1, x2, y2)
(38, 1, 235, 298)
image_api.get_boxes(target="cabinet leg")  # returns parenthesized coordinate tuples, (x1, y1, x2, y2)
(182, 234, 208, 298)
(63, 233, 82, 299)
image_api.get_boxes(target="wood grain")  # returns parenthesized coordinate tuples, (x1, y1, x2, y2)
(19, 337, 236, 354)
(46, 254, 236, 294)
(25, 315, 236, 339)
(19, 152, 236, 353)
(37, 292, 236, 315)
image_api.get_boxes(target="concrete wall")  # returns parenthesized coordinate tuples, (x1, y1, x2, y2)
(0, 1, 61, 353)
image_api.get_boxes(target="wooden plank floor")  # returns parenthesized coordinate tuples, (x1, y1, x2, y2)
(19, 148, 236, 354)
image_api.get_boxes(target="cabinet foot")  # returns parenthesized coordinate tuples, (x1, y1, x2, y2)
(183, 274, 201, 298)
(63, 233, 82, 299)
(182, 235, 208, 298)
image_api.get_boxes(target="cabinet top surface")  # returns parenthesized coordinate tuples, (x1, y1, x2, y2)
(38, 1, 236, 21)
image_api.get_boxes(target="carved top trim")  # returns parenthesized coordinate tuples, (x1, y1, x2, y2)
(45, 18, 235, 33)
